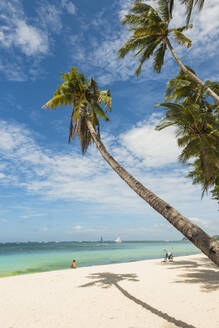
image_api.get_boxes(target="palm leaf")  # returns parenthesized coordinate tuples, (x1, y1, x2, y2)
(94, 103, 110, 121)
(42, 94, 68, 109)
(172, 30, 192, 48)
(158, 0, 170, 22)
(136, 38, 162, 76)
(153, 40, 166, 73)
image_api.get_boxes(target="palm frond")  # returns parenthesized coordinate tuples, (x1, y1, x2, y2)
(169, 24, 193, 33)
(97, 90, 111, 110)
(78, 116, 90, 156)
(118, 36, 157, 59)
(169, 0, 174, 19)
(181, 0, 194, 25)
(130, 2, 153, 15)
(155, 119, 175, 130)
(157, 0, 170, 22)
(172, 30, 192, 48)
(135, 38, 162, 76)
(93, 103, 110, 121)
(153, 40, 166, 73)
(121, 14, 148, 26)
(42, 94, 68, 109)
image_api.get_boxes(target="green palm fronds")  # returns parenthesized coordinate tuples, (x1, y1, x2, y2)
(164, 67, 219, 105)
(156, 69, 219, 201)
(43, 67, 112, 155)
(172, 30, 192, 48)
(118, 0, 193, 75)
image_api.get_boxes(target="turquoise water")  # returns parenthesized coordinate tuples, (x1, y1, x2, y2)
(0, 241, 200, 277)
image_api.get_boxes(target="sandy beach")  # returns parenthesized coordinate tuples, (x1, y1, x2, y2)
(0, 253, 218, 328)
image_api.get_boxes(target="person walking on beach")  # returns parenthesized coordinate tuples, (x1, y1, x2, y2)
(70, 259, 77, 269)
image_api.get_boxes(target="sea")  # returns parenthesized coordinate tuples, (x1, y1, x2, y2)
(0, 240, 200, 278)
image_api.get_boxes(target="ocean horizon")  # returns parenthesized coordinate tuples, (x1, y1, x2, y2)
(0, 240, 200, 278)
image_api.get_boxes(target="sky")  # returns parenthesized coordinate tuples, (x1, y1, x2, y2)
(0, 0, 218, 242)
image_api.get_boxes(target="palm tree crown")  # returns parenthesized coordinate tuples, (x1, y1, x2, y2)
(43, 67, 111, 154)
(156, 69, 219, 200)
(118, 0, 192, 75)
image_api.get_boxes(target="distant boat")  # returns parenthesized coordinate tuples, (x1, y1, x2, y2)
(98, 236, 104, 243)
(115, 236, 122, 243)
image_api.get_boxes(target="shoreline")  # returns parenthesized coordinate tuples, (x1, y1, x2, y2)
(0, 251, 201, 279)
(0, 253, 218, 327)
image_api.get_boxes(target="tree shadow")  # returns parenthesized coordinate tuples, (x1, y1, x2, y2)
(79, 272, 197, 328)
(159, 259, 200, 271)
(161, 257, 219, 292)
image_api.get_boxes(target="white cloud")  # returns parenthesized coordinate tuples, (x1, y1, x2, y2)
(36, 2, 63, 34)
(15, 20, 48, 56)
(120, 114, 180, 167)
(0, 0, 76, 80)
(0, 118, 217, 222)
(61, 0, 76, 15)
(42, 226, 49, 232)
(0, 0, 48, 56)
(72, 225, 82, 230)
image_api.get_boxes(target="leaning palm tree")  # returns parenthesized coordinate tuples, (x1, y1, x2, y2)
(43, 66, 219, 266)
(118, 0, 219, 103)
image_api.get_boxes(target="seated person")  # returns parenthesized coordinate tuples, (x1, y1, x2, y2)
(162, 250, 173, 262)
(70, 259, 77, 269)
(165, 251, 173, 261)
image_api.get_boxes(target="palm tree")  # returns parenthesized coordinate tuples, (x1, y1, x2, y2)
(43, 66, 219, 266)
(43, 67, 111, 154)
(156, 69, 219, 199)
(118, 0, 219, 103)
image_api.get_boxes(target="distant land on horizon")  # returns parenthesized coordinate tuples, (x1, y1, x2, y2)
(182, 235, 219, 241)
(0, 239, 189, 244)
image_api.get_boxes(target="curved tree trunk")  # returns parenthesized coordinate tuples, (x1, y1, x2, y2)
(166, 38, 219, 104)
(86, 118, 219, 266)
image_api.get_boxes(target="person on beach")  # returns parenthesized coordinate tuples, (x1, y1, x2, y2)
(162, 250, 173, 262)
(70, 260, 77, 269)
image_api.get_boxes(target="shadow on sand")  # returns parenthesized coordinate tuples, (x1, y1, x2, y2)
(160, 256, 219, 292)
(79, 272, 197, 328)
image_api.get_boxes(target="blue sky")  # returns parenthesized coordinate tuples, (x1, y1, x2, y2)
(0, 0, 218, 242)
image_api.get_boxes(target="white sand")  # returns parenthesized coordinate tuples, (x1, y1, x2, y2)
(0, 254, 219, 328)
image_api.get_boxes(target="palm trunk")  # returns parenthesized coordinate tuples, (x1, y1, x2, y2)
(166, 38, 219, 104)
(86, 118, 219, 266)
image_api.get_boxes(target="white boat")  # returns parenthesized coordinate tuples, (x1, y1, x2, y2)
(115, 236, 122, 243)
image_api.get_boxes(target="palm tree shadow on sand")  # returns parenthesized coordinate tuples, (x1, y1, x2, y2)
(79, 272, 197, 328)
(163, 256, 219, 292)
